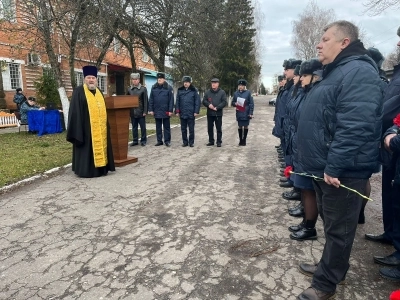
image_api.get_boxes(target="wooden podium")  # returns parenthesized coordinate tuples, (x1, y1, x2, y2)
(105, 95, 139, 167)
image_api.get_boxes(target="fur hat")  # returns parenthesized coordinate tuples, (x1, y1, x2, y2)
(130, 73, 140, 79)
(299, 59, 323, 76)
(82, 65, 98, 78)
(285, 59, 303, 70)
(367, 47, 385, 69)
(157, 72, 165, 79)
(182, 76, 192, 82)
(238, 79, 247, 86)
(294, 65, 301, 76)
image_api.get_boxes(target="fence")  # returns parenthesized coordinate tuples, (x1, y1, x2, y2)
(0, 111, 19, 128)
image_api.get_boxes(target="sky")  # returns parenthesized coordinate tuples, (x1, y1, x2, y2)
(257, 0, 400, 90)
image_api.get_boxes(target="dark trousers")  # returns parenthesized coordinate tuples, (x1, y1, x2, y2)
(382, 168, 396, 241)
(393, 184, 400, 257)
(181, 118, 195, 145)
(207, 115, 222, 144)
(155, 118, 171, 143)
(312, 178, 367, 293)
(131, 116, 147, 143)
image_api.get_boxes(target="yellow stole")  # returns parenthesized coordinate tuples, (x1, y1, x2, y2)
(83, 84, 108, 167)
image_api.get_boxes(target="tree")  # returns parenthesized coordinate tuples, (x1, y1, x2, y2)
(291, 0, 336, 60)
(358, 0, 400, 15)
(0, 68, 5, 109)
(217, 0, 257, 96)
(259, 83, 266, 95)
(169, 0, 225, 91)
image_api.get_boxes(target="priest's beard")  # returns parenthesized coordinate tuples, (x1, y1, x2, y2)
(87, 83, 97, 90)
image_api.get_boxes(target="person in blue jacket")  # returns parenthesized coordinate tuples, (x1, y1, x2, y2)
(379, 120, 400, 281)
(175, 76, 201, 147)
(366, 28, 400, 247)
(287, 59, 323, 241)
(13, 87, 27, 111)
(231, 79, 254, 146)
(149, 73, 174, 147)
(296, 21, 384, 299)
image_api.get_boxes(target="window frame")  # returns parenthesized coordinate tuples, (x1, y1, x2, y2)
(0, 58, 23, 91)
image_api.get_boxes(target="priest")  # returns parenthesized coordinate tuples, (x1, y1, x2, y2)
(66, 65, 115, 178)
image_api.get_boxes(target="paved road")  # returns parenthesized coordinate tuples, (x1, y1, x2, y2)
(0, 95, 397, 299)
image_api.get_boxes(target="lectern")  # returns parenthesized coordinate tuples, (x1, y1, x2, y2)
(104, 95, 139, 167)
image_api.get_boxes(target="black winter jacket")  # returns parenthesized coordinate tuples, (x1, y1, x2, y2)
(383, 125, 400, 185)
(202, 88, 227, 116)
(297, 43, 384, 179)
(149, 82, 174, 119)
(127, 84, 148, 118)
(231, 89, 254, 121)
(175, 85, 201, 119)
(272, 80, 294, 139)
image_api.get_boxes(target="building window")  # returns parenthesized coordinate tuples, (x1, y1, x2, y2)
(1, 62, 21, 90)
(75, 71, 83, 87)
(0, 0, 16, 21)
(97, 75, 106, 93)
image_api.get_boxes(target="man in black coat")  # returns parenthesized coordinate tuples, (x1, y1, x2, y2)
(175, 76, 201, 147)
(365, 26, 400, 281)
(127, 73, 148, 146)
(66, 65, 115, 178)
(202, 78, 227, 147)
(296, 21, 384, 299)
(149, 73, 174, 147)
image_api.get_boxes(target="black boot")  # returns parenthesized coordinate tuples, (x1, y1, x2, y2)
(243, 128, 248, 146)
(290, 227, 317, 240)
(290, 220, 317, 240)
(288, 220, 305, 233)
(238, 128, 243, 146)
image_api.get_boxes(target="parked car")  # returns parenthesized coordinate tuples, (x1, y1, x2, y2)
(269, 98, 276, 106)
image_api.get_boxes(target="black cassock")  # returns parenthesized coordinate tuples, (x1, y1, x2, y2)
(66, 86, 115, 178)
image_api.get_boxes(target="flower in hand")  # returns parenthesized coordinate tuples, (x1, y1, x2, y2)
(284, 166, 293, 178)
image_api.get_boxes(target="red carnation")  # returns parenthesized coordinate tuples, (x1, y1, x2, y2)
(390, 290, 400, 300)
(284, 166, 293, 178)
(394, 114, 400, 127)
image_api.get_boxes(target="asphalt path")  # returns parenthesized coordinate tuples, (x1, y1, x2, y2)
(0, 95, 397, 299)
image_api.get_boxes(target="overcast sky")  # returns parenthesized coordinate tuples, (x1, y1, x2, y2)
(258, 0, 400, 90)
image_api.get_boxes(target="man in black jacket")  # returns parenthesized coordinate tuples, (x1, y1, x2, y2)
(149, 73, 174, 147)
(175, 76, 201, 147)
(296, 21, 384, 300)
(202, 78, 227, 147)
(127, 73, 148, 146)
(365, 26, 400, 282)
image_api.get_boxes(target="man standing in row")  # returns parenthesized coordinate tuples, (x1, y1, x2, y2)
(149, 72, 174, 147)
(202, 78, 227, 147)
(175, 76, 201, 147)
(67, 65, 115, 178)
(127, 73, 148, 147)
(296, 21, 384, 299)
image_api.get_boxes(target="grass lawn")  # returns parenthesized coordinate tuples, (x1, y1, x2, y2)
(0, 107, 209, 188)
(0, 129, 155, 188)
